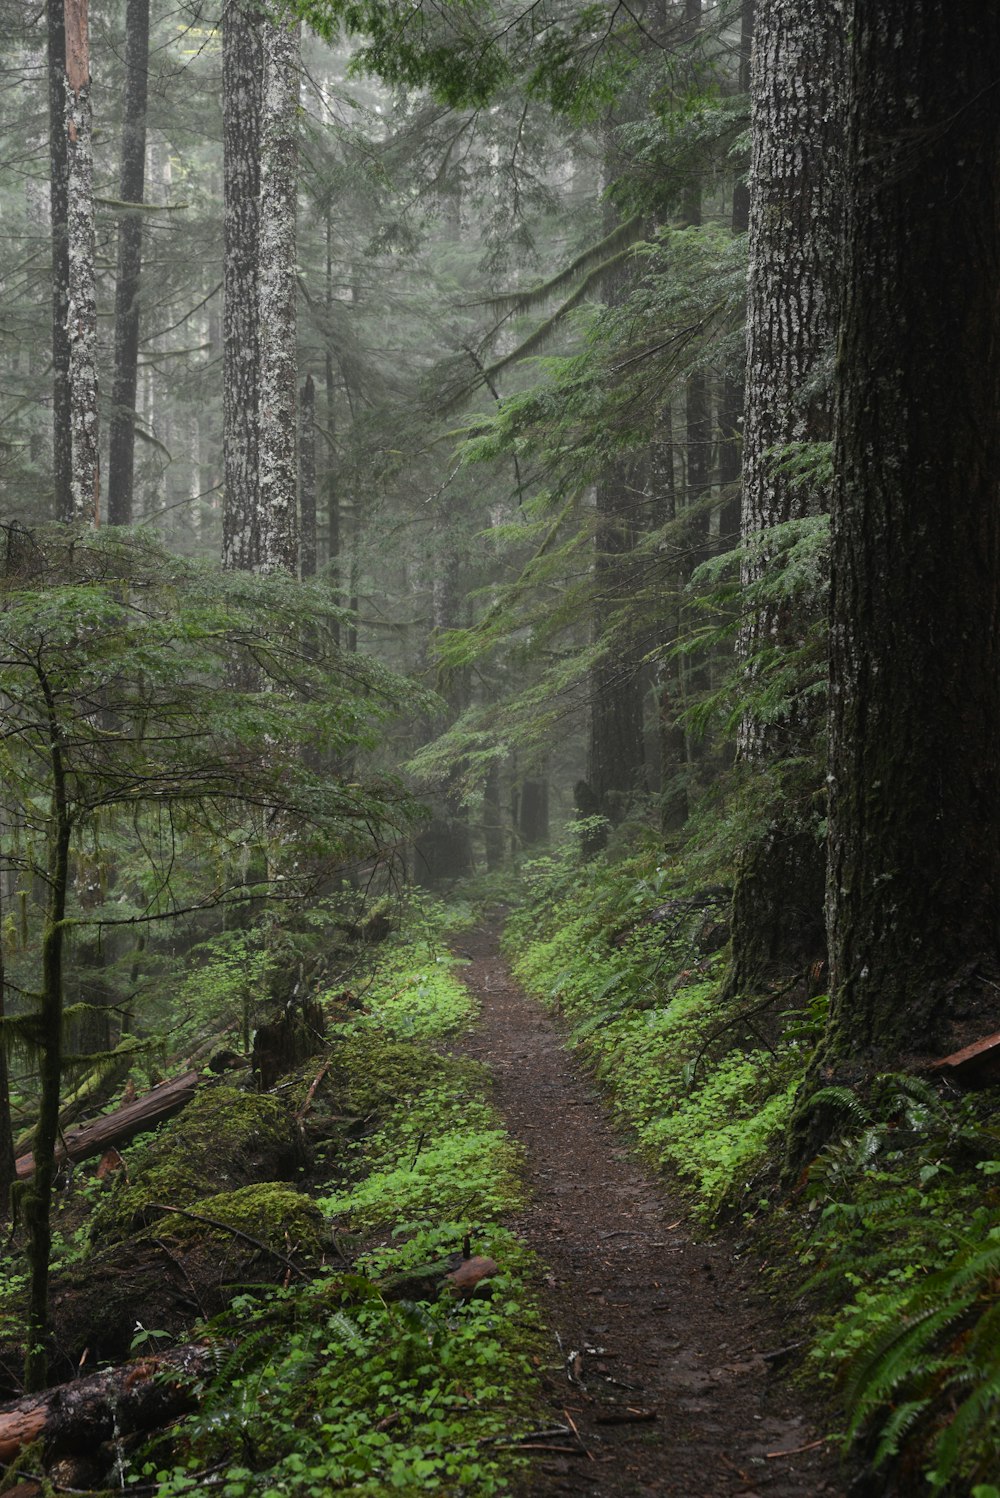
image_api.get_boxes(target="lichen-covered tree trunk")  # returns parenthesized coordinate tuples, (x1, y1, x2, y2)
(106, 0, 150, 526)
(726, 0, 843, 997)
(46, 0, 71, 522)
(64, 0, 98, 522)
(222, 0, 262, 568)
(817, 1, 1000, 1071)
(257, 13, 300, 574)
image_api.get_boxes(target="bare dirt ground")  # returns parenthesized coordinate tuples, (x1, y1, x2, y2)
(453, 922, 848, 1498)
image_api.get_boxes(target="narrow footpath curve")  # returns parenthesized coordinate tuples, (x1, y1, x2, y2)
(453, 924, 846, 1498)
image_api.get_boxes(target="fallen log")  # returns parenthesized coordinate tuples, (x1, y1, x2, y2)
(15, 1070, 201, 1180)
(0, 1343, 218, 1462)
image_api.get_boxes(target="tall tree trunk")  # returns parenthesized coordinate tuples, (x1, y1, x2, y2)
(589, 460, 647, 828)
(46, 0, 71, 522)
(651, 407, 689, 832)
(588, 152, 647, 829)
(222, 0, 262, 568)
(483, 760, 505, 872)
(24, 726, 71, 1392)
(815, 1, 1000, 1073)
(257, 14, 300, 574)
(299, 374, 316, 578)
(106, 0, 150, 526)
(0, 874, 15, 1220)
(726, 0, 843, 998)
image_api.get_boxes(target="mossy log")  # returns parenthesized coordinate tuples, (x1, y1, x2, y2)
(15, 1071, 201, 1180)
(0, 1343, 218, 1461)
(0, 1184, 330, 1379)
(88, 1084, 298, 1242)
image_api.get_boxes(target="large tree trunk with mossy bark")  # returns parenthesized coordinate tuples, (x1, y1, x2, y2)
(791, 1, 1000, 1160)
(725, 0, 843, 999)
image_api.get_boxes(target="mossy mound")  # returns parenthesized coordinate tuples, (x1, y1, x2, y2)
(89, 1084, 299, 1243)
(154, 1183, 328, 1259)
(2, 1183, 331, 1375)
(306, 1032, 481, 1121)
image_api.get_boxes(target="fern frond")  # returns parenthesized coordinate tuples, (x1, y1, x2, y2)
(873, 1398, 933, 1467)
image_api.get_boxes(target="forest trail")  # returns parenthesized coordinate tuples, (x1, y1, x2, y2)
(452, 923, 845, 1498)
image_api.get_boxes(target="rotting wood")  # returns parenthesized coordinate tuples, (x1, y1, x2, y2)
(0, 1343, 218, 1461)
(15, 1070, 200, 1179)
(929, 1031, 1000, 1084)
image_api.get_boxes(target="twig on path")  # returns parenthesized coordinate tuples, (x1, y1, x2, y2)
(765, 1437, 829, 1459)
(563, 1406, 595, 1460)
(594, 1407, 657, 1424)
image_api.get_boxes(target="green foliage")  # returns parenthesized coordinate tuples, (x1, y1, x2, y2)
(319, 1081, 523, 1232)
(142, 926, 538, 1497)
(345, 942, 477, 1041)
(320, 924, 522, 1232)
(148, 1248, 536, 1497)
(797, 1086, 1000, 1492)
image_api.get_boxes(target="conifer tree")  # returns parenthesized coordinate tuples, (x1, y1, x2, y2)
(812, 0, 1000, 1073)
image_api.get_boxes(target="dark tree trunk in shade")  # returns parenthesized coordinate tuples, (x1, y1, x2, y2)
(815, 2, 1000, 1074)
(650, 407, 688, 832)
(299, 374, 317, 578)
(589, 461, 647, 824)
(106, 0, 149, 526)
(589, 164, 646, 823)
(46, 0, 71, 522)
(726, 0, 843, 999)
(483, 762, 505, 871)
(222, 0, 261, 568)
(518, 778, 549, 847)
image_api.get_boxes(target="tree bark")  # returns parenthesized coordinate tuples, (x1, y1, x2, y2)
(257, 14, 300, 574)
(818, 1, 1000, 1069)
(0, 1344, 217, 1462)
(222, 0, 262, 568)
(106, 0, 150, 526)
(726, 0, 843, 998)
(63, 0, 98, 524)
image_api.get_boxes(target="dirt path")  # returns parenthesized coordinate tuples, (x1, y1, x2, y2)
(454, 924, 846, 1498)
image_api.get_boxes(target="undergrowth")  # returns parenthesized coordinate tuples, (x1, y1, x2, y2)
(144, 907, 539, 1497)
